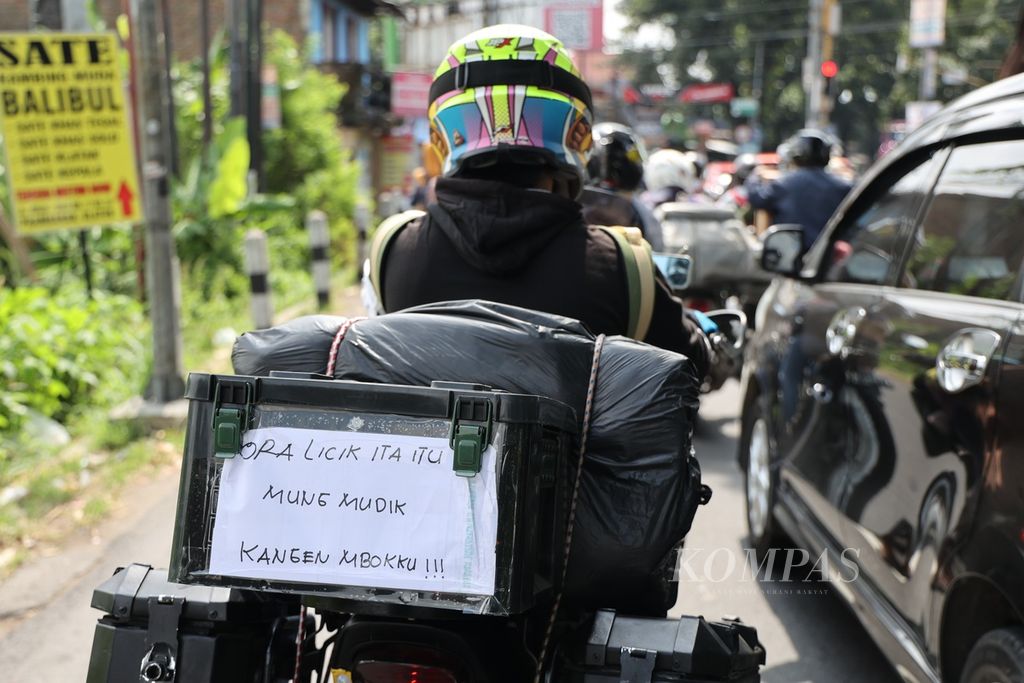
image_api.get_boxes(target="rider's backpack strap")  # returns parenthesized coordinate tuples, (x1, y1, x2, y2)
(597, 225, 656, 341)
(368, 209, 426, 312)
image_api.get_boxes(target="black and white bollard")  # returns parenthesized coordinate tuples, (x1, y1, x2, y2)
(244, 229, 273, 329)
(306, 210, 331, 309)
(354, 203, 370, 268)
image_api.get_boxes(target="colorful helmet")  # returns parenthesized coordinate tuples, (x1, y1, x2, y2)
(427, 24, 594, 197)
(587, 122, 647, 191)
(644, 148, 699, 194)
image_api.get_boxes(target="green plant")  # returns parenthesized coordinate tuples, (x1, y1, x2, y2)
(262, 31, 362, 266)
(0, 287, 147, 435)
(171, 29, 363, 308)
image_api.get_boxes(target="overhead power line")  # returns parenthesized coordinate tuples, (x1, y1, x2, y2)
(666, 8, 1019, 50)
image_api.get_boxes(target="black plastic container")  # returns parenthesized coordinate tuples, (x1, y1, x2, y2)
(170, 373, 577, 617)
(86, 563, 297, 683)
(561, 609, 766, 682)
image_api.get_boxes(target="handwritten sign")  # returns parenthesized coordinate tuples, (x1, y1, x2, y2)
(209, 427, 498, 596)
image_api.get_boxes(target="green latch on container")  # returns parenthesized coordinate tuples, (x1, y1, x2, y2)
(452, 424, 485, 477)
(212, 380, 253, 459)
(449, 396, 493, 478)
(214, 407, 244, 459)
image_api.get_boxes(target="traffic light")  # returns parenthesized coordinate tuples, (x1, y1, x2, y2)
(821, 60, 838, 98)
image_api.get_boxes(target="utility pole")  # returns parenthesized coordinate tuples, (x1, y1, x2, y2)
(159, 0, 179, 178)
(818, 0, 839, 128)
(200, 0, 213, 146)
(134, 0, 186, 402)
(920, 48, 938, 100)
(804, 0, 840, 128)
(910, 0, 945, 101)
(229, 0, 248, 117)
(752, 40, 764, 128)
(31, 0, 61, 28)
(804, 0, 824, 128)
(247, 0, 264, 190)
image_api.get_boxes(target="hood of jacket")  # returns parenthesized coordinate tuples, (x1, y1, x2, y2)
(428, 177, 584, 274)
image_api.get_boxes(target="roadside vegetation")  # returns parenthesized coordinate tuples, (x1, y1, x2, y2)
(0, 31, 364, 576)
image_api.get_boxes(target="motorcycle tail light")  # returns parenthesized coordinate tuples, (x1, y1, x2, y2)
(685, 296, 715, 312)
(354, 661, 459, 683)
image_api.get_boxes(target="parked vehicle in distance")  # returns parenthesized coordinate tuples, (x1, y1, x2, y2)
(739, 73, 1024, 683)
(655, 202, 771, 317)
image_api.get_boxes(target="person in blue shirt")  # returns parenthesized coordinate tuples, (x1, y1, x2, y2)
(746, 129, 852, 249)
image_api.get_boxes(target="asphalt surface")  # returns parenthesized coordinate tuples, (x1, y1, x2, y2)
(0, 381, 899, 681)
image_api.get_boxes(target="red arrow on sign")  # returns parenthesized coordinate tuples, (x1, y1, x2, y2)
(117, 181, 134, 217)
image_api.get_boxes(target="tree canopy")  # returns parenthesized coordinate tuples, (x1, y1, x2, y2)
(616, 0, 1020, 156)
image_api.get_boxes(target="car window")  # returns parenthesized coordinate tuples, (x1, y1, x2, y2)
(904, 139, 1024, 301)
(822, 154, 939, 285)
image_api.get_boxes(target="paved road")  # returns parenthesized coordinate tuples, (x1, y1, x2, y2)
(0, 381, 898, 681)
(0, 465, 179, 680)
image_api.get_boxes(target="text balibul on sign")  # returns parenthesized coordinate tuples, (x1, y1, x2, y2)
(0, 33, 142, 233)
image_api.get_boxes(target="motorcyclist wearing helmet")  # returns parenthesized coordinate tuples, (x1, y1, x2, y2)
(580, 123, 665, 250)
(370, 24, 711, 379)
(746, 129, 852, 248)
(641, 148, 700, 210)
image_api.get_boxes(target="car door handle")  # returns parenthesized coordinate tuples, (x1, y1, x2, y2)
(826, 307, 867, 358)
(936, 328, 1002, 393)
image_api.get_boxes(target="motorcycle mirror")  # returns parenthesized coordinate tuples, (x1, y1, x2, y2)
(653, 253, 693, 290)
(760, 225, 804, 276)
(705, 309, 748, 351)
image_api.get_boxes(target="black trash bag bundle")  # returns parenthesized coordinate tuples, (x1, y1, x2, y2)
(232, 300, 702, 614)
(566, 343, 703, 614)
(232, 314, 347, 377)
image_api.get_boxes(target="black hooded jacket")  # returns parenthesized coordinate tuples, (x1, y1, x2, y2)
(381, 177, 710, 378)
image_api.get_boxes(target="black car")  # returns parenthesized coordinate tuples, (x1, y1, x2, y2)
(740, 73, 1024, 683)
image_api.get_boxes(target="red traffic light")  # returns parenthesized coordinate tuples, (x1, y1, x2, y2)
(821, 60, 839, 79)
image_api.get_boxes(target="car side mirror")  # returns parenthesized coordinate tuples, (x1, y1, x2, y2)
(652, 253, 693, 290)
(760, 225, 804, 276)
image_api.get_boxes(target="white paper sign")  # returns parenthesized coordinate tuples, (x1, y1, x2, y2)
(208, 426, 498, 596)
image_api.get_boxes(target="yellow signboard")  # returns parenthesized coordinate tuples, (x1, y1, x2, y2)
(0, 33, 142, 233)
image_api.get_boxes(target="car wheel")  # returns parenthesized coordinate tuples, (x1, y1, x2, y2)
(741, 397, 782, 558)
(960, 627, 1024, 683)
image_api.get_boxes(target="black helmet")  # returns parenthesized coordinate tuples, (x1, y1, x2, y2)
(587, 122, 646, 191)
(787, 129, 833, 167)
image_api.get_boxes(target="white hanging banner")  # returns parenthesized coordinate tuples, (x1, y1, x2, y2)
(208, 427, 498, 596)
(910, 0, 946, 48)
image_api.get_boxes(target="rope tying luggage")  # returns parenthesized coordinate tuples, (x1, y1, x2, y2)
(535, 333, 606, 681)
(326, 317, 365, 376)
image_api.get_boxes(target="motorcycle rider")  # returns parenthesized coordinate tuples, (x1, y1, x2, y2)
(369, 24, 711, 379)
(641, 147, 701, 210)
(746, 129, 852, 248)
(716, 152, 758, 224)
(580, 122, 665, 250)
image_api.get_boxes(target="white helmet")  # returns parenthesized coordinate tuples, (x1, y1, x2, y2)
(645, 149, 699, 193)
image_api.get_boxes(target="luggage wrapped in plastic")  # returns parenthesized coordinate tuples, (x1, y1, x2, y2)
(231, 314, 347, 377)
(232, 300, 703, 613)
